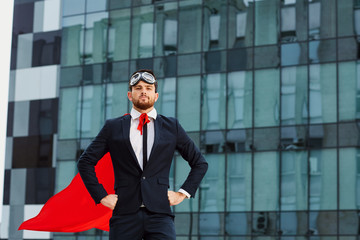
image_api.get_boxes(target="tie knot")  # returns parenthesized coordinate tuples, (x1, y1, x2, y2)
(137, 113, 150, 135)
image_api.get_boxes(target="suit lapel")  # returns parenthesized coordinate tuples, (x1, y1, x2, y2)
(122, 115, 142, 170)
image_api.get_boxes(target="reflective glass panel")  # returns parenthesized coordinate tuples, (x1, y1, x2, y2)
(59, 87, 81, 139)
(281, 151, 308, 211)
(154, 2, 178, 57)
(281, 42, 307, 66)
(227, 48, 253, 71)
(62, 0, 85, 16)
(86, 0, 107, 13)
(226, 153, 252, 211)
(254, 68, 280, 127)
(338, 0, 355, 36)
(84, 12, 109, 64)
(177, 54, 201, 76)
(254, 151, 279, 211)
(309, 149, 337, 210)
(155, 77, 176, 118)
(202, 0, 227, 51)
(153, 56, 177, 78)
(225, 212, 251, 236)
(174, 155, 199, 212)
(253, 127, 279, 151)
(228, 1, 253, 48)
(202, 73, 226, 130)
(254, 45, 280, 69)
(280, 126, 307, 151)
(55, 161, 77, 193)
(105, 82, 129, 119)
(309, 63, 337, 124)
(199, 212, 224, 236)
(309, 211, 337, 234)
(281, 66, 308, 125)
(339, 61, 360, 121)
(109, 9, 131, 61)
(280, 211, 308, 235)
(254, 0, 279, 46)
(339, 210, 359, 234)
(178, 0, 202, 54)
(200, 154, 225, 212)
(338, 38, 358, 61)
(60, 66, 82, 87)
(339, 148, 360, 210)
(81, 85, 106, 138)
(61, 16, 85, 66)
(308, 124, 337, 149)
(227, 71, 253, 129)
(131, 6, 154, 59)
(309, 39, 336, 63)
(177, 76, 201, 131)
(203, 51, 226, 73)
(339, 122, 360, 147)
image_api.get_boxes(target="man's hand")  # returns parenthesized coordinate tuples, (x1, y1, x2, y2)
(168, 191, 186, 206)
(100, 194, 118, 210)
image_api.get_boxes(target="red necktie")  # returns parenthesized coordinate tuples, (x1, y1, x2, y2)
(137, 113, 150, 169)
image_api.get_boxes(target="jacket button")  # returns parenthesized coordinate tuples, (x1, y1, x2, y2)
(142, 176, 146, 180)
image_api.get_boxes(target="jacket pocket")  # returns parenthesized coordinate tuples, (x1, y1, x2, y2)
(157, 177, 169, 188)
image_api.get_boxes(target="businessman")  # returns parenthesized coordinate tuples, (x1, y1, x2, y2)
(77, 69, 208, 239)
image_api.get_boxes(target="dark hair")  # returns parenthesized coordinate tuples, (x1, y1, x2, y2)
(128, 69, 158, 93)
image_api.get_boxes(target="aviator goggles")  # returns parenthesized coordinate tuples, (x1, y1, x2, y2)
(130, 72, 156, 86)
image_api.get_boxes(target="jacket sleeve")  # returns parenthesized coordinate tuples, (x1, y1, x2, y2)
(77, 120, 110, 204)
(175, 119, 208, 197)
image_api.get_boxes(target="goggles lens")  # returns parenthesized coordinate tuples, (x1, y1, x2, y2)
(130, 72, 156, 86)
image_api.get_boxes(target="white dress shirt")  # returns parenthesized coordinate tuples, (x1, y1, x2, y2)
(129, 108, 190, 198)
(129, 108, 157, 170)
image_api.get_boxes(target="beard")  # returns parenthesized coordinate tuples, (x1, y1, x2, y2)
(132, 97, 155, 110)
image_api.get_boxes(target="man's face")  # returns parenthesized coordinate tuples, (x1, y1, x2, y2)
(127, 80, 159, 111)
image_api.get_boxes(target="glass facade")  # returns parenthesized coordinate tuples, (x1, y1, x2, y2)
(3, 0, 360, 239)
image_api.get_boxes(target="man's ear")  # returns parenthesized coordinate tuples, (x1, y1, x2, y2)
(127, 91, 132, 102)
(155, 92, 159, 102)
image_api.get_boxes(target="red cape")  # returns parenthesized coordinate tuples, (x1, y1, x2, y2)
(18, 153, 114, 232)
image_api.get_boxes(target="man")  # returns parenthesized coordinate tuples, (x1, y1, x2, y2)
(77, 69, 208, 239)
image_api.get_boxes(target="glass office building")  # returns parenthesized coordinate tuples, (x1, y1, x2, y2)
(2, 0, 360, 239)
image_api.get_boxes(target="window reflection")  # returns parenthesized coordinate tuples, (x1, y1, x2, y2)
(155, 3, 177, 56)
(81, 85, 105, 138)
(281, 151, 308, 211)
(131, 6, 154, 59)
(203, 1, 227, 51)
(227, 71, 253, 129)
(178, 1, 202, 54)
(59, 87, 81, 139)
(254, 68, 280, 127)
(227, 153, 252, 211)
(281, 66, 308, 125)
(308, 1, 320, 40)
(155, 78, 176, 118)
(84, 12, 109, 64)
(309, 64, 337, 124)
(254, 0, 279, 46)
(254, 152, 279, 211)
(106, 82, 128, 119)
(309, 149, 337, 210)
(228, 1, 252, 48)
(61, 16, 85, 66)
(108, 9, 131, 61)
(339, 148, 359, 211)
(202, 74, 226, 130)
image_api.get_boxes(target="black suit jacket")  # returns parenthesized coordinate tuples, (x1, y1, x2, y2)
(77, 114, 208, 216)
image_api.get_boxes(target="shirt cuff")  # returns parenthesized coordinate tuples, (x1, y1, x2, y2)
(178, 188, 191, 199)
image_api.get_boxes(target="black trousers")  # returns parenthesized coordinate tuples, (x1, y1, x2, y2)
(109, 208, 176, 240)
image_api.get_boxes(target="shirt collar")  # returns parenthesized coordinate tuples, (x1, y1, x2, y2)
(130, 108, 157, 120)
